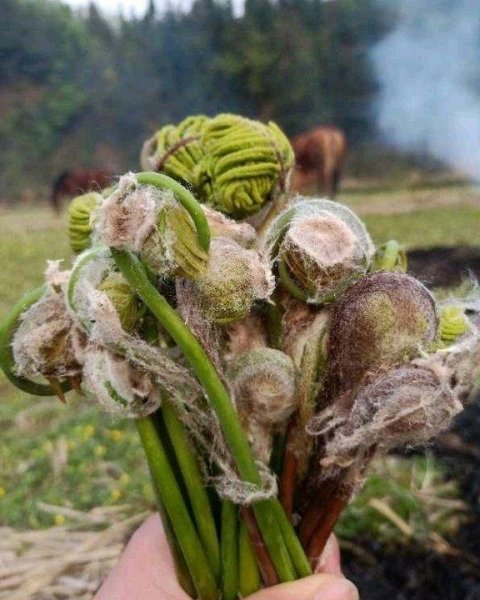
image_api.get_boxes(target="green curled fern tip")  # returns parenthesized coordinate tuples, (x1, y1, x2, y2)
(374, 240, 408, 272)
(140, 114, 294, 220)
(439, 305, 469, 344)
(200, 114, 294, 218)
(68, 192, 102, 253)
(140, 115, 209, 189)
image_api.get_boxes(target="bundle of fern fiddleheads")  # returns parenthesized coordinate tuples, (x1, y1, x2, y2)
(1, 113, 479, 599)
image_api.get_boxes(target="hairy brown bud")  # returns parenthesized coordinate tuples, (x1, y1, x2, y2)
(267, 199, 374, 304)
(202, 206, 256, 247)
(319, 365, 461, 469)
(194, 238, 274, 324)
(328, 272, 438, 395)
(97, 174, 207, 279)
(282, 214, 358, 295)
(82, 347, 161, 418)
(12, 288, 83, 380)
(229, 348, 296, 461)
(281, 297, 330, 368)
(225, 313, 269, 359)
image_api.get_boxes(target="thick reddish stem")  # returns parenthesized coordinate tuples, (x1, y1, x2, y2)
(301, 447, 377, 562)
(306, 493, 349, 566)
(241, 507, 279, 587)
(298, 475, 341, 547)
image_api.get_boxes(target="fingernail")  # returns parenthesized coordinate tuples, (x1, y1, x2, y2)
(316, 534, 341, 575)
(314, 578, 359, 600)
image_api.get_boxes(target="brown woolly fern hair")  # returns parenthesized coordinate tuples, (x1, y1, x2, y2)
(319, 364, 461, 469)
(327, 272, 438, 397)
(194, 238, 274, 325)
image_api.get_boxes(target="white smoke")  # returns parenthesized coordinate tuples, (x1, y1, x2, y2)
(372, 0, 480, 180)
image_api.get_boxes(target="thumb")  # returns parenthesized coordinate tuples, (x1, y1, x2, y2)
(246, 574, 358, 600)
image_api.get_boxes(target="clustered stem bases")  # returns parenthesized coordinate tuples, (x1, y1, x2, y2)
(1, 113, 479, 598)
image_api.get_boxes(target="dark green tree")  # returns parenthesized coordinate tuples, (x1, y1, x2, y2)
(0, 0, 393, 198)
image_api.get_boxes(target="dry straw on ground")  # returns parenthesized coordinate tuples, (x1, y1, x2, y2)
(0, 506, 144, 600)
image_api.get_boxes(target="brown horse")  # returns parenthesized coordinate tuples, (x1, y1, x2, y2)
(291, 126, 347, 198)
(51, 169, 113, 212)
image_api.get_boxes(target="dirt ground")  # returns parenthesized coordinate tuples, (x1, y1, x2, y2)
(343, 393, 480, 599)
(408, 247, 480, 288)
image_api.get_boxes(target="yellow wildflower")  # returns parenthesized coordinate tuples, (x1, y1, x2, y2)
(108, 429, 124, 443)
(110, 489, 122, 502)
(95, 445, 107, 458)
(82, 424, 95, 439)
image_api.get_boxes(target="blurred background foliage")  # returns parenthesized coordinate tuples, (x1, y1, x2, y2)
(0, 0, 393, 198)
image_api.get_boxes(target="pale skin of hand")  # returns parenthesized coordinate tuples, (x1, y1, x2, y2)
(95, 514, 359, 600)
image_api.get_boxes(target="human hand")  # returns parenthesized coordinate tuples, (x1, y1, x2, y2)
(95, 514, 358, 600)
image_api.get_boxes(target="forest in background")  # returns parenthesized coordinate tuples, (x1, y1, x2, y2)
(1, 0, 394, 198)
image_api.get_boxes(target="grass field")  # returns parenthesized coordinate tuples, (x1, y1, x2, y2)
(0, 185, 478, 539)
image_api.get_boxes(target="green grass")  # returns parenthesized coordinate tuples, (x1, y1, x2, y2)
(363, 206, 480, 250)
(0, 194, 476, 539)
(0, 206, 70, 317)
(338, 455, 466, 545)
(0, 392, 153, 528)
